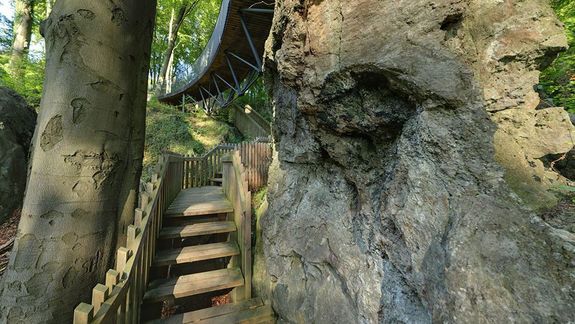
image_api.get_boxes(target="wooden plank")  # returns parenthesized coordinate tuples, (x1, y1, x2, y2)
(143, 268, 244, 303)
(146, 298, 264, 324)
(105, 270, 120, 294)
(165, 187, 234, 217)
(159, 221, 236, 239)
(134, 208, 144, 228)
(259, 143, 264, 188)
(251, 143, 255, 188)
(165, 201, 233, 217)
(194, 159, 198, 187)
(205, 158, 209, 186)
(243, 190, 252, 301)
(116, 248, 131, 274)
(196, 304, 274, 324)
(74, 303, 94, 324)
(92, 284, 109, 314)
(153, 241, 239, 266)
(211, 177, 223, 185)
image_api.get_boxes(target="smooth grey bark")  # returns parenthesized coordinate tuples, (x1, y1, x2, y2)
(0, 0, 156, 322)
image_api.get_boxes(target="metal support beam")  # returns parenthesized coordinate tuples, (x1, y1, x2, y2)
(214, 73, 237, 93)
(240, 8, 274, 14)
(211, 74, 223, 101)
(199, 87, 207, 110)
(201, 86, 225, 108)
(227, 51, 260, 72)
(225, 53, 242, 92)
(239, 12, 263, 70)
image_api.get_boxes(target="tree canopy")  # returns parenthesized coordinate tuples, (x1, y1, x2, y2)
(150, 0, 221, 91)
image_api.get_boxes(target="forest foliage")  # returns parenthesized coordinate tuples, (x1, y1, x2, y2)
(540, 0, 575, 114)
(0, 0, 50, 107)
(0, 0, 570, 121)
(149, 0, 220, 90)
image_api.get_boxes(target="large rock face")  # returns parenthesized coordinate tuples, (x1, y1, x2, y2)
(0, 87, 36, 223)
(254, 0, 575, 323)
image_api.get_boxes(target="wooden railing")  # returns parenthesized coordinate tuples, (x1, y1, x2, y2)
(230, 104, 272, 139)
(73, 153, 183, 324)
(72, 139, 271, 323)
(181, 138, 272, 191)
(222, 151, 252, 301)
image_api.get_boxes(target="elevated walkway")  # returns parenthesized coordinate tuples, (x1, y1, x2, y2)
(159, 0, 274, 110)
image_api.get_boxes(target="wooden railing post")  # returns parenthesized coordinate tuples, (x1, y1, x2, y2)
(74, 303, 94, 324)
(72, 154, 180, 324)
(222, 151, 252, 302)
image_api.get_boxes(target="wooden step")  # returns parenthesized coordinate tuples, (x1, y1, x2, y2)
(194, 304, 274, 324)
(154, 242, 239, 267)
(160, 221, 236, 239)
(166, 187, 233, 217)
(144, 268, 244, 303)
(146, 298, 274, 324)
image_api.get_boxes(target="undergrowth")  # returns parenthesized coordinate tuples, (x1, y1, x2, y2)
(0, 54, 45, 108)
(540, 0, 575, 114)
(143, 98, 243, 180)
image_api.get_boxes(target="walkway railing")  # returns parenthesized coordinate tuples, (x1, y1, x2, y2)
(231, 104, 272, 139)
(223, 150, 252, 301)
(73, 154, 183, 324)
(181, 138, 272, 191)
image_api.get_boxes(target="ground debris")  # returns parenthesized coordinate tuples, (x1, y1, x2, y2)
(0, 209, 20, 276)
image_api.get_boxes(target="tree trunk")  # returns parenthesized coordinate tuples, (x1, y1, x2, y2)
(10, 0, 34, 73)
(156, 2, 196, 95)
(46, 0, 53, 17)
(166, 45, 175, 93)
(0, 0, 156, 322)
(163, 8, 176, 94)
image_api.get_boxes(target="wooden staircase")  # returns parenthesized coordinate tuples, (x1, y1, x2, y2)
(142, 177, 273, 322)
(73, 145, 274, 324)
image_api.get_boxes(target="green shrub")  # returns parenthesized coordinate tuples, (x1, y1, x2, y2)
(0, 54, 45, 108)
(143, 99, 243, 180)
(540, 0, 575, 114)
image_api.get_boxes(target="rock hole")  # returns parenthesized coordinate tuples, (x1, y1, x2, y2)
(539, 149, 575, 180)
(440, 13, 463, 31)
(77, 9, 95, 20)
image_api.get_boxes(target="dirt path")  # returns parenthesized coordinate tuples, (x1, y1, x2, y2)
(0, 209, 20, 276)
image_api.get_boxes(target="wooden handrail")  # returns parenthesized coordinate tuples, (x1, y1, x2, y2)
(222, 151, 252, 301)
(73, 153, 182, 324)
(181, 139, 272, 191)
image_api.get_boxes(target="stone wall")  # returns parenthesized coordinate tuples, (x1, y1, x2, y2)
(253, 0, 575, 323)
